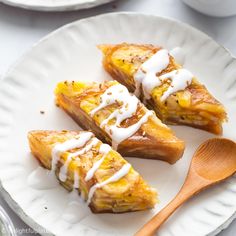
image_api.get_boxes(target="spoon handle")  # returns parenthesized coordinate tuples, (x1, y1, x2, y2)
(135, 173, 209, 236)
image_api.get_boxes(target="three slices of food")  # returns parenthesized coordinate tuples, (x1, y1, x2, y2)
(28, 130, 157, 213)
(99, 43, 227, 135)
(28, 42, 227, 215)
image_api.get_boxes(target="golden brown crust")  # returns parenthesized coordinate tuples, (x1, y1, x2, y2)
(99, 43, 227, 135)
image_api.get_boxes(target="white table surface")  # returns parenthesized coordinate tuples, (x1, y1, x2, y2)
(0, 0, 235, 235)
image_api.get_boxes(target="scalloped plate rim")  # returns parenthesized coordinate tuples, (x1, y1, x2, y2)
(0, 12, 235, 236)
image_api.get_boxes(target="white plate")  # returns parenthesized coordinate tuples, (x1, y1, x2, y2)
(0, 0, 115, 11)
(0, 12, 236, 236)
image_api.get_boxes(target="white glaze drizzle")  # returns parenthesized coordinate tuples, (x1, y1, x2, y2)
(54, 135, 98, 182)
(133, 48, 193, 101)
(134, 49, 170, 98)
(51, 132, 93, 171)
(51, 132, 130, 205)
(107, 110, 153, 149)
(69, 137, 99, 157)
(59, 136, 99, 181)
(89, 84, 152, 149)
(85, 144, 111, 182)
(87, 163, 131, 205)
(159, 69, 193, 101)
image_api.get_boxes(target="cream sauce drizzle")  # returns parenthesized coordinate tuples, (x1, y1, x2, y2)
(134, 49, 170, 98)
(58, 137, 99, 182)
(51, 133, 130, 205)
(89, 84, 152, 149)
(106, 110, 153, 149)
(87, 163, 131, 205)
(159, 69, 193, 101)
(134, 48, 193, 101)
(51, 132, 93, 171)
(85, 144, 111, 182)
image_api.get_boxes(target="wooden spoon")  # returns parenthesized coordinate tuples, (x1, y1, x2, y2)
(135, 138, 236, 236)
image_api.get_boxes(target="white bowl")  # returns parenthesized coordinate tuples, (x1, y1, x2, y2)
(182, 0, 236, 17)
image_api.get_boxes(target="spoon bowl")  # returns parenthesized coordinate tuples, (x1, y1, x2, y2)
(192, 138, 236, 182)
(136, 138, 236, 236)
